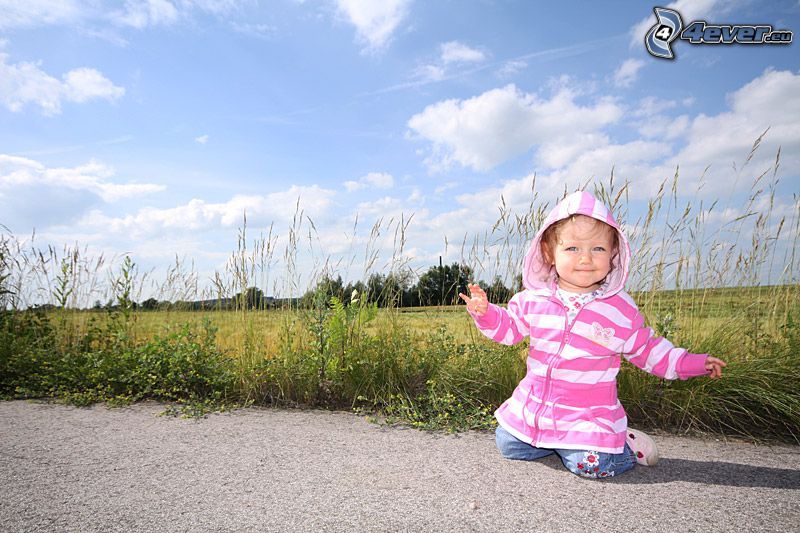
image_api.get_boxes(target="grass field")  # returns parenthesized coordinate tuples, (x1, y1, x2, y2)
(2, 283, 798, 442)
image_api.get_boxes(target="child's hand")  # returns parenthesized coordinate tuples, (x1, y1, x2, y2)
(458, 283, 489, 316)
(705, 356, 727, 379)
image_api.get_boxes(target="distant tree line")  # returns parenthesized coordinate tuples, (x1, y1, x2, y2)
(37, 262, 521, 311)
(298, 262, 521, 309)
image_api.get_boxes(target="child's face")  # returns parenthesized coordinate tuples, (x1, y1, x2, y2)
(551, 216, 615, 293)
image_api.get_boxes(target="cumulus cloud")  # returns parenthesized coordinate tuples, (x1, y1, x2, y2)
(416, 67, 800, 230)
(0, 155, 164, 202)
(633, 96, 679, 117)
(440, 41, 486, 64)
(62, 68, 125, 103)
(334, 0, 410, 51)
(407, 84, 622, 172)
(195, 135, 210, 144)
(344, 172, 394, 192)
(0, 154, 164, 231)
(664, 69, 800, 181)
(612, 58, 645, 88)
(77, 185, 336, 237)
(0, 53, 124, 115)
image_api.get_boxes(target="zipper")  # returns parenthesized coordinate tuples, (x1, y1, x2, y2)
(530, 298, 580, 443)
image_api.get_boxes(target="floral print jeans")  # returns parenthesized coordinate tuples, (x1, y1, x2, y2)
(495, 426, 637, 479)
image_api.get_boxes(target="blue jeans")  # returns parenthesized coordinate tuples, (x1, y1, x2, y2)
(495, 426, 636, 479)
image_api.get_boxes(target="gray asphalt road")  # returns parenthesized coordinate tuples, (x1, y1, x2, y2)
(1, 400, 798, 532)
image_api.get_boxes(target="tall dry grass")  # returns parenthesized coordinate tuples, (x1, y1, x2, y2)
(1, 140, 798, 439)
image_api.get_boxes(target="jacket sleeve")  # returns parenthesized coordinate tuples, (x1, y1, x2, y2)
(468, 291, 529, 345)
(621, 311, 708, 380)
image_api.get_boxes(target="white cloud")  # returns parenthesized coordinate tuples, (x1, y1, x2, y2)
(0, 154, 164, 232)
(0, 53, 124, 115)
(413, 64, 445, 83)
(112, 0, 180, 29)
(0, 0, 247, 32)
(344, 171, 395, 192)
(407, 188, 423, 203)
(77, 185, 336, 237)
(638, 114, 690, 140)
(633, 96, 679, 117)
(686, 69, 799, 164)
(440, 41, 486, 64)
(0, 0, 82, 29)
(186, 0, 242, 15)
(407, 84, 622, 172)
(618, 69, 800, 197)
(195, 135, 210, 144)
(0, 155, 164, 203)
(334, 0, 410, 51)
(230, 21, 278, 39)
(434, 182, 459, 195)
(496, 60, 527, 78)
(62, 68, 126, 103)
(612, 58, 645, 88)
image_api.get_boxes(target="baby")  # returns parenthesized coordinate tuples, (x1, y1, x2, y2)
(460, 191, 726, 478)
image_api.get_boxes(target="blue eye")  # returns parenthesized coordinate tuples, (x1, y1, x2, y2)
(593, 247, 607, 252)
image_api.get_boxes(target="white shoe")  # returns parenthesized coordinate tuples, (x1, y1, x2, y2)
(626, 428, 659, 466)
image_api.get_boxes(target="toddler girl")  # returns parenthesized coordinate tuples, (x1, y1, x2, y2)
(460, 191, 726, 479)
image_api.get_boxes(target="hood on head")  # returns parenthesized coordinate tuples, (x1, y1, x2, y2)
(522, 191, 630, 297)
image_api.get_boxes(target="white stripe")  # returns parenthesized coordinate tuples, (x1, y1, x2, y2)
(622, 330, 639, 354)
(508, 400, 626, 434)
(560, 343, 613, 360)
(643, 337, 671, 372)
(551, 368, 619, 384)
(665, 348, 685, 380)
(534, 339, 561, 354)
(587, 301, 632, 329)
(591, 200, 609, 221)
(617, 290, 638, 310)
(480, 319, 504, 340)
(571, 320, 621, 343)
(525, 358, 548, 377)
(530, 313, 565, 329)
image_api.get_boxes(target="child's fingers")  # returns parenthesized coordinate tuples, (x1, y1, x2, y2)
(470, 285, 487, 297)
(458, 293, 470, 303)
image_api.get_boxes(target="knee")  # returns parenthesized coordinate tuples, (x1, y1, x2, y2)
(495, 426, 519, 459)
(495, 427, 533, 460)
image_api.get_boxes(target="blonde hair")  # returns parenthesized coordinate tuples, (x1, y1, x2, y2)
(540, 215, 618, 265)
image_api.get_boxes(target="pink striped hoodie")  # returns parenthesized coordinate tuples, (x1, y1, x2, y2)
(472, 191, 709, 453)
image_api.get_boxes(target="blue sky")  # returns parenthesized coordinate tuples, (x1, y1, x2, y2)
(1, 0, 798, 301)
